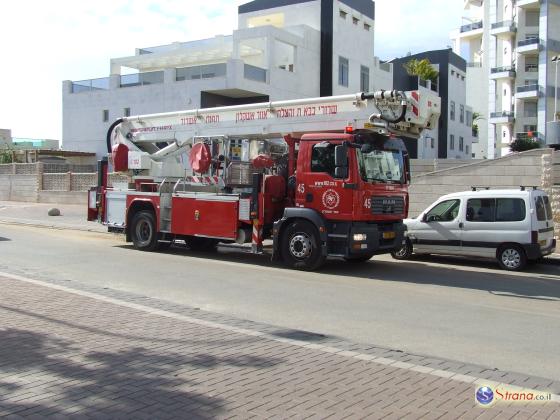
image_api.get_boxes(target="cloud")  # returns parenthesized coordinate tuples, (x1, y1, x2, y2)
(0, 0, 459, 140)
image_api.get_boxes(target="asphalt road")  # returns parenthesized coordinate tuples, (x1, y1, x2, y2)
(1, 223, 560, 381)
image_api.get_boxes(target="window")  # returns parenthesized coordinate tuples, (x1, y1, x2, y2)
(364, 23, 371, 31)
(339, 9, 347, 19)
(311, 143, 336, 177)
(102, 109, 109, 122)
(496, 198, 526, 222)
(425, 199, 461, 222)
(543, 196, 553, 219)
(466, 110, 472, 127)
(535, 197, 546, 221)
(526, 11, 539, 27)
(460, 105, 465, 123)
(339, 56, 349, 87)
(124, 107, 131, 117)
(450, 134, 455, 150)
(466, 145, 470, 156)
(459, 136, 464, 151)
(524, 102, 537, 118)
(360, 65, 369, 92)
(461, 75, 465, 81)
(431, 137, 435, 148)
(503, 89, 507, 96)
(451, 70, 455, 76)
(466, 199, 496, 222)
(450, 101, 455, 121)
(352, 17, 359, 25)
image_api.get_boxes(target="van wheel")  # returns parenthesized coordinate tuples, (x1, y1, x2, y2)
(497, 245, 527, 271)
(281, 220, 325, 271)
(391, 240, 413, 260)
(131, 211, 160, 251)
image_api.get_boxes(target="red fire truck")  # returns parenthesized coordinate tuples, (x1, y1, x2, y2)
(88, 90, 440, 270)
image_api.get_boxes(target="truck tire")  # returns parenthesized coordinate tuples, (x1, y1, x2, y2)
(391, 240, 413, 260)
(497, 244, 527, 271)
(344, 253, 375, 263)
(130, 211, 160, 251)
(281, 220, 325, 271)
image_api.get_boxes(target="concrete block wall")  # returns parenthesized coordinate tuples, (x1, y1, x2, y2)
(0, 174, 40, 202)
(408, 149, 550, 217)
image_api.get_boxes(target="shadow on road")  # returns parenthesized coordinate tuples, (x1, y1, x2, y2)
(0, 237, 11, 242)
(0, 327, 283, 417)
(114, 243, 560, 301)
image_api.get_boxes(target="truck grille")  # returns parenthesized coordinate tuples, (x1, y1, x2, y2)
(371, 196, 405, 215)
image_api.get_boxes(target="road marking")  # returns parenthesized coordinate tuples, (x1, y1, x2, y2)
(1, 270, 558, 402)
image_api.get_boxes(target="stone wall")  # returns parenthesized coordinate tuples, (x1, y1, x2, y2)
(408, 149, 550, 217)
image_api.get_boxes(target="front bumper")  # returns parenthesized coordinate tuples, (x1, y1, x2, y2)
(328, 222, 406, 257)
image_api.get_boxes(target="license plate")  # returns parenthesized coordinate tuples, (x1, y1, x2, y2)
(383, 231, 396, 239)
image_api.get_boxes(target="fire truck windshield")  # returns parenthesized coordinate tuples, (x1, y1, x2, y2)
(356, 149, 404, 184)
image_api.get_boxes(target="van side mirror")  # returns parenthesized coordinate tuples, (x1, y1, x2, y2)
(334, 144, 348, 167)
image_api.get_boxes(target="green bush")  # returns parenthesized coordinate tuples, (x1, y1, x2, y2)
(509, 138, 541, 152)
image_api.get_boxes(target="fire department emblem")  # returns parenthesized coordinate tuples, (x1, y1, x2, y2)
(322, 189, 340, 210)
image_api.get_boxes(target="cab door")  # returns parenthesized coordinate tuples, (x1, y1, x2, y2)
(410, 198, 463, 254)
(295, 141, 354, 219)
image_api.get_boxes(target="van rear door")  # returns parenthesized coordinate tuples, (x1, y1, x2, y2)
(533, 192, 554, 251)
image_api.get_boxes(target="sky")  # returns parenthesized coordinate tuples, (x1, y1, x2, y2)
(0, 0, 461, 142)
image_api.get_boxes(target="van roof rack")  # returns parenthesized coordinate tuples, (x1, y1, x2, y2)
(520, 186, 538, 191)
(471, 186, 491, 191)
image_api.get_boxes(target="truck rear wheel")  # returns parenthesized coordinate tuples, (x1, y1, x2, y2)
(281, 220, 325, 271)
(130, 211, 160, 252)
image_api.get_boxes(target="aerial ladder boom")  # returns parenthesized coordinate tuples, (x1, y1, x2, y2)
(108, 90, 440, 179)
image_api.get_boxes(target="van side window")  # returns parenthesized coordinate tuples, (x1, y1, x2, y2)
(425, 199, 460, 222)
(543, 196, 553, 221)
(311, 144, 336, 177)
(466, 199, 496, 222)
(495, 198, 526, 222)
(535, 197, 546, 221)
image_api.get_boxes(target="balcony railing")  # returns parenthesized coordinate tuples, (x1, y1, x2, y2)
(490, 111, 515, 119)
(71, 77, 110, 93)
(176, 64, 227, 81)
(120, 71, 164, 88)
(244, 64, 268, 83)
(516, 131, 540, 140)
(491, 65, 515, 74)
(516, 84, 539, 93)
(460, 21, 483, 33)
(518, 37, 539, 47)
(491, 20, 516, 31)
(467, 62, 482, 68)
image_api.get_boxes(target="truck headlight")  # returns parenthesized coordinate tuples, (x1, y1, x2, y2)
(353, 234, 367, 241)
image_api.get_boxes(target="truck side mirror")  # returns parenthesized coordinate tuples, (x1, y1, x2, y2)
(334, 167, 348, 179)
(334, 144, 348, 167)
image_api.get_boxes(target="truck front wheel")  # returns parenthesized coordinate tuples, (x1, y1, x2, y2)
(130, 210, 160, 251)
(281, 220, 325, 271)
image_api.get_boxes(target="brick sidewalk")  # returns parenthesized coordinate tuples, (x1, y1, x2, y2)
(0, 275, 558, 419)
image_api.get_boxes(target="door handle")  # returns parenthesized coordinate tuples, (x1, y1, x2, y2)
(459, 222, 464, 229)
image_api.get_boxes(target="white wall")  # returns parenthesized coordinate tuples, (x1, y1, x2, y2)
(447, 63, 474, 159)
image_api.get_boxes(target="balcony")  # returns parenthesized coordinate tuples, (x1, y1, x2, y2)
(516, 84, 540, 99)
(71, 77, 110, 93)
(517, 37, 541, 54)
(516, 131, 540, 141)
(244, 64, 268, 83)
(490, 65, 516, 79)
(489, 111, 515, 125)
(467, 62, 483, 68)
(459, 21, 483, 38)
(120, 71, 164, 88)
(517, 0, 540, 8)
(490, 20, 517, 37)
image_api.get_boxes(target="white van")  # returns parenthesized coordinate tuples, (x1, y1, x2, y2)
(392, 188, 556, 270)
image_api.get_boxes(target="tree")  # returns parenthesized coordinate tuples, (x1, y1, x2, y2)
(403, 58, 439, 82)
(509, 137, 541, 153)
(0, 146, 13, 164)
(472, 112, 481, 137)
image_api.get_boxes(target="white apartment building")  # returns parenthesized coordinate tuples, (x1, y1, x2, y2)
(452, 0, 560, 159)
(63, 0, 393, 157)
